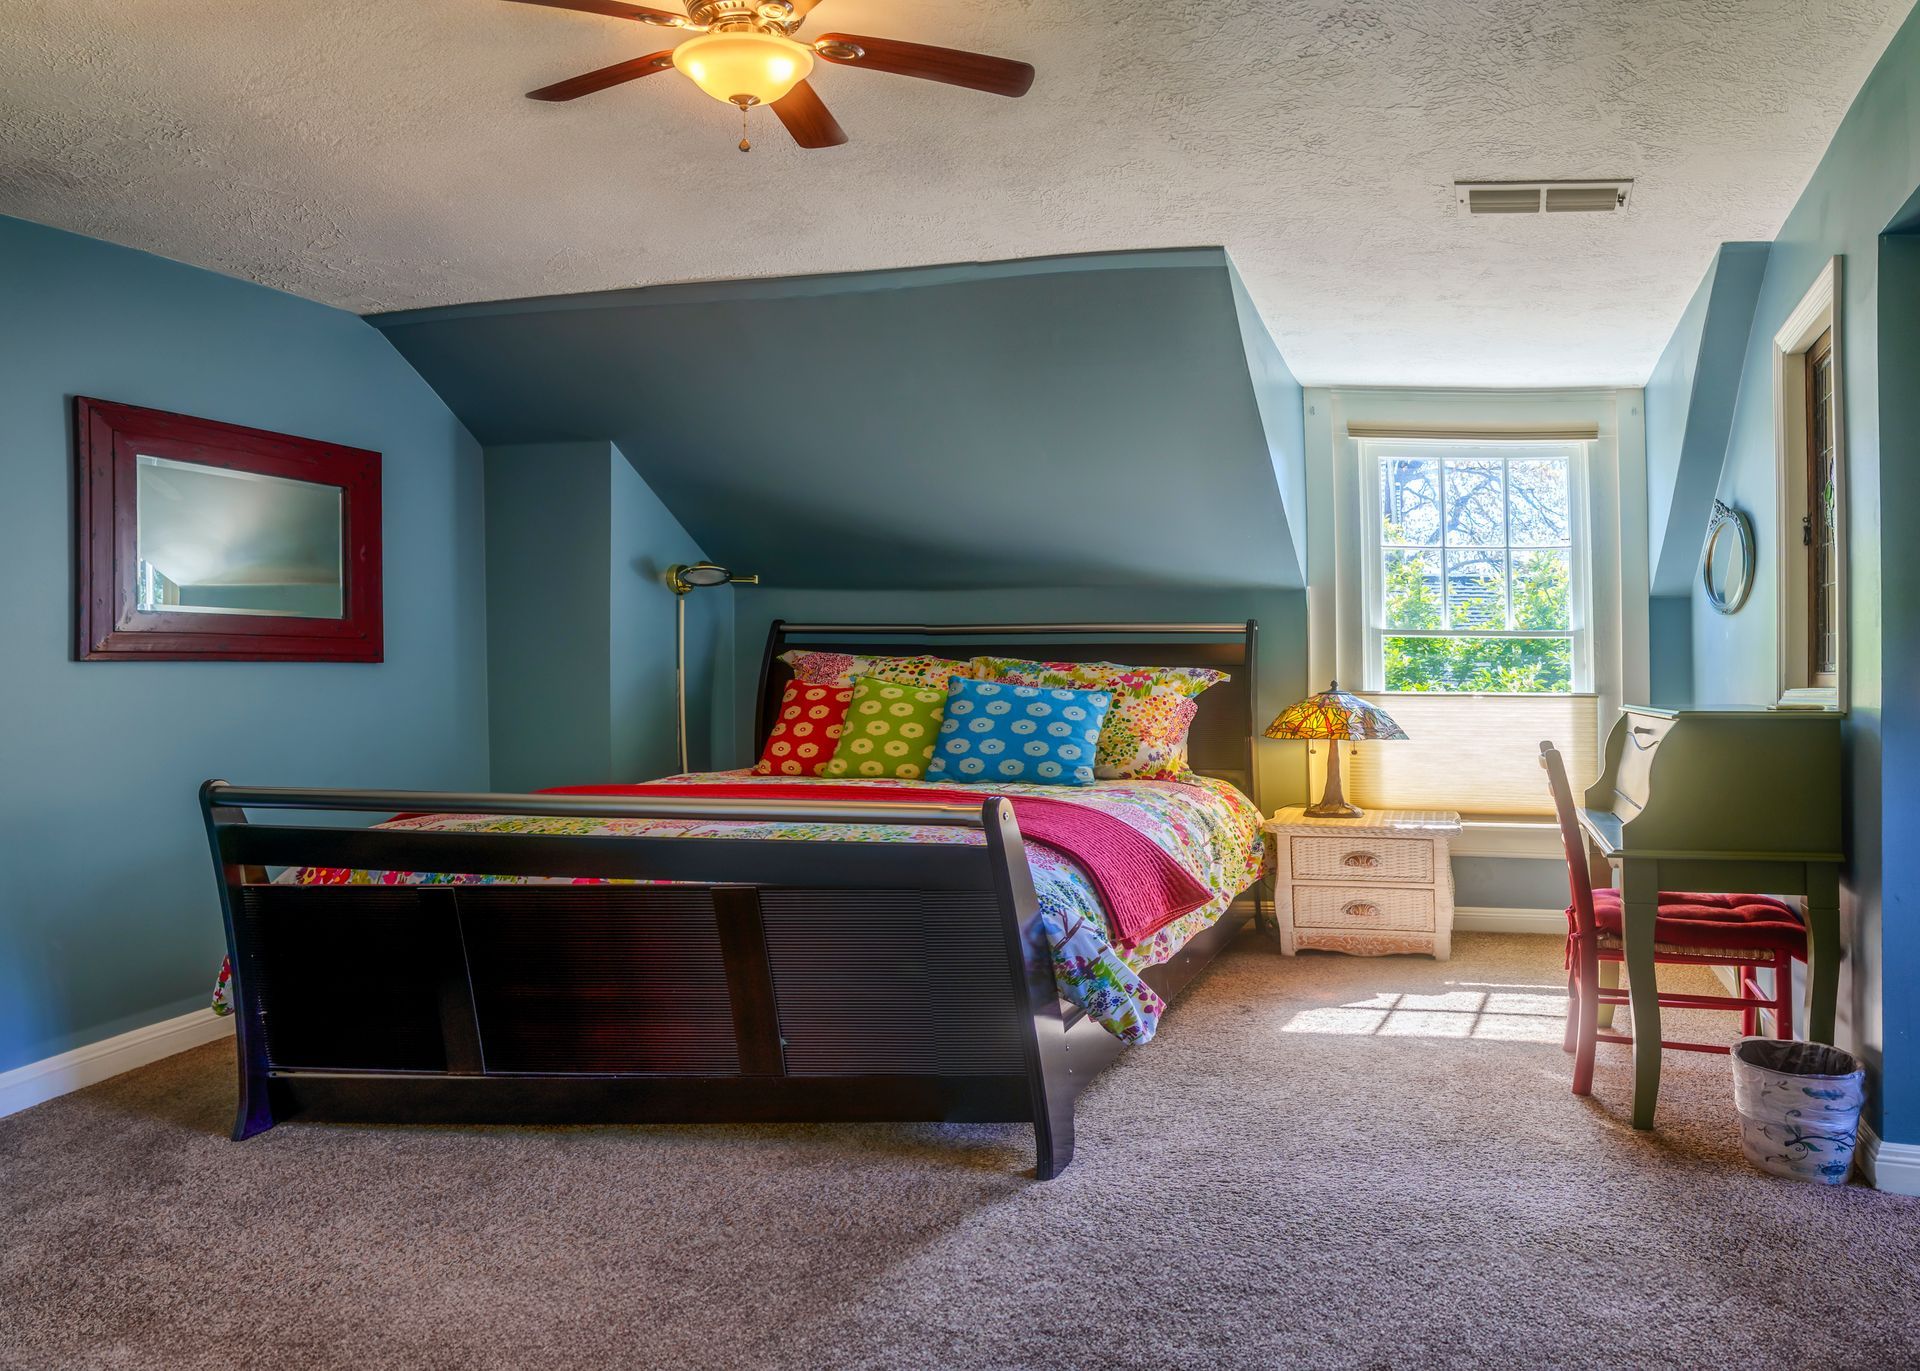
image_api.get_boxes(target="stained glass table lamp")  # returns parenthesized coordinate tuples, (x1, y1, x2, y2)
(1264, 681, 1408, 818)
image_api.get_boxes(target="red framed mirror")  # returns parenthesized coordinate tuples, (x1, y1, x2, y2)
(74, 398, 383, 661)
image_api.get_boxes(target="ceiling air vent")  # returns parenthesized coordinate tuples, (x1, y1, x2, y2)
(1456, 180, 1632, 216)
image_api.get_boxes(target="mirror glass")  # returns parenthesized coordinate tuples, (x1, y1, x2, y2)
(1702, 503, 1755, 615)
(135, 455, 345, 619)
(1706, 523, 1742, 589)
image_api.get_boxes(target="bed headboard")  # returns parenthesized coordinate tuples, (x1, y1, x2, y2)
(754, 621, 1260, 808)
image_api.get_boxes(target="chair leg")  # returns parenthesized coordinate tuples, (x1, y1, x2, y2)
(1572, 938, 1599, 1097)
(1739, 966, 1758, 1037)
(1563, 951, 1579, 1054)
(1775, 951, 1795, 1040)
(1595, 959, 1620, 1030)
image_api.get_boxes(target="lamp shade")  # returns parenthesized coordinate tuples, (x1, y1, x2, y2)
(1265, 681, 1408, 742)
(672, 31, 814, 107)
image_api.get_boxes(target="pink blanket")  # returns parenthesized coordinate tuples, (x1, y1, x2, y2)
(542, 780, 1214, 946)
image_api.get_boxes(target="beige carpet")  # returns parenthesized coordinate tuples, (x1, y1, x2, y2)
(3, 933, 1916, 1371)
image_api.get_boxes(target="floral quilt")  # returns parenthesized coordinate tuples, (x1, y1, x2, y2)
(211, 771, 1269, 1045)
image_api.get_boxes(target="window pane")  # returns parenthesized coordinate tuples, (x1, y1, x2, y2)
(1443, 459, 1505, 547)
(1809, 340, 1838, 680)
(1382, 636, 1573, 693)
(1508, 459, 1570, 545)
(1382, 550, 1442, 628)
(1511, 548, 1571, 631)
(1445, 549, 1506, 629)
(1380, 458, 1441, 545)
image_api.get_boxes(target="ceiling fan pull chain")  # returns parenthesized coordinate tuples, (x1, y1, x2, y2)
(739, 101, 752, 152)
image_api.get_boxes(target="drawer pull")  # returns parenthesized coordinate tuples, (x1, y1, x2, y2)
(1344, 901, 1380, 919)
(1342, 852, 1379, 869)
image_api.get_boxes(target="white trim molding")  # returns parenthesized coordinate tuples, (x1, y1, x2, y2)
(1453, 906, 1565, 935)
(0, 1009, 233, 1121)
(1858, 1124, 1920, 1195)
(1301, 387, 1650, 811)
(1768, 255, 1847, 711)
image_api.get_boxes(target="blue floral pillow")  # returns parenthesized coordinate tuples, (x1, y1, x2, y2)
(928, 677, 1113, 786)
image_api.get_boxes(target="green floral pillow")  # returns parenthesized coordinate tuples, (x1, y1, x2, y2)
(970, 657, 1226, 781)
(821, 677, 948, 780)
(779, 650, 975, 692)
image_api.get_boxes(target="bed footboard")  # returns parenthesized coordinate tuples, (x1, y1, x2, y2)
(202, 784, 1094, 1177)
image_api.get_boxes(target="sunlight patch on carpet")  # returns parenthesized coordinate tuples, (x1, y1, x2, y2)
(1279, 984, 1567, 1043)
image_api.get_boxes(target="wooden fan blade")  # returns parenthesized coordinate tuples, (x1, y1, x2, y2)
(503, 0, 687, 27)
(814, 33, 1034, 97)
(771, 79, 848, 148)
(527, 50, 676, 100)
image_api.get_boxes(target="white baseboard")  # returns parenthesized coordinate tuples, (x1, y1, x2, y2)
(0, 1008, 233, 1121)
(1453, 906, 1564, 935)
(1858, 1124, 1920, 1195)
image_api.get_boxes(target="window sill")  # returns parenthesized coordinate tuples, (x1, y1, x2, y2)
(1451, 815, 1564, 859)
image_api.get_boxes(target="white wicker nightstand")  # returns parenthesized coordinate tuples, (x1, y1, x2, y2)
(1264, 808, 1462, 959)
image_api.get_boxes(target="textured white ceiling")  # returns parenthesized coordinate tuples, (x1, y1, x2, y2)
(2, 0, 1910, 385)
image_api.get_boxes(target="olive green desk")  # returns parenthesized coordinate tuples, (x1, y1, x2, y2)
(1578, 706, 1845, 1130)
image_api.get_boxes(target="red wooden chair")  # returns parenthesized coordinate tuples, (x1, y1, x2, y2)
(1539, 742, 1806, 1097)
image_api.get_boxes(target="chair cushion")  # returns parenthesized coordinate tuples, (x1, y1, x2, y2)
(1587, 887, 1806, 954)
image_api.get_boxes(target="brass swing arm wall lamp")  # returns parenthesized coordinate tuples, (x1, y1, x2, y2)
(667, 562, 758, 774)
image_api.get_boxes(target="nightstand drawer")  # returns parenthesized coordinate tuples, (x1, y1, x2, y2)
(1290, 835, 1434, 884)
(1292, 885, 1435, 933)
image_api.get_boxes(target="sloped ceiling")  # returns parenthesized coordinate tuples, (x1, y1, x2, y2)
(1644, 241, 1768, 595)
(3, 0, 1913, 386)
(377, 249, 1306, 591)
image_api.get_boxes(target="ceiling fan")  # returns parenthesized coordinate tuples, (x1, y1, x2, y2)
(505, 0, 1035, 151)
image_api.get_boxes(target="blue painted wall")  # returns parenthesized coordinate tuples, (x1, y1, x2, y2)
(1660, 4, 1920, 1137)
(610, 445, 735, 782)
(1645, 243, 1769, 596)
(374, 248, 1307, 595)
(1646, 596, 1694, 710)
(1227, 261, 1307, 585)
(1643, 242, 1769, 708)
(485, 441, 731, 790)
(1453, 858, 1565, 912)
(0, 215, 490, 1074)
(1875, 220, 1920, 1140)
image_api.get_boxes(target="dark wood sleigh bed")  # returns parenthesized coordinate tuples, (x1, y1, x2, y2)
(203, 620, 1262, 1178)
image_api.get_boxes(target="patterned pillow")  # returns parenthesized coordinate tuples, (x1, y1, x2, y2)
(780, 651, 975, 692)
(754, 680, 852, 776)
(970, 657, 1225, 781)
(821, 677, 947, 780)
(928, 678, 1112, 786)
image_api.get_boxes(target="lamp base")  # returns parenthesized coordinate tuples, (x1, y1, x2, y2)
(1305, 737, 1364, 820)
(1304, 799, 1365, 820)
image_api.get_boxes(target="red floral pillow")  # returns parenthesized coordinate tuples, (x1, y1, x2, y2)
(753, 681, 853, 776)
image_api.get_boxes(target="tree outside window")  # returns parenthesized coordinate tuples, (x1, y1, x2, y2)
(1376, 449, 1575, 693)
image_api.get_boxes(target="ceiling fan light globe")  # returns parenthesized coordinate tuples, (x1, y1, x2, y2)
(671, 31, 813, 106)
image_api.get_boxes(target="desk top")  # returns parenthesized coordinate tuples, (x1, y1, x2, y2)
(1578, 806, 1843, 864)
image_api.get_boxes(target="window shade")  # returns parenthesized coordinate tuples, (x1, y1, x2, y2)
(1346, 422, 1601, 441)
(1347, 693, 1600, 816)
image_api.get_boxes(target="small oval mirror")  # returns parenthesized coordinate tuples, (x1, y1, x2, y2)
(1703, 499, 1755, 615)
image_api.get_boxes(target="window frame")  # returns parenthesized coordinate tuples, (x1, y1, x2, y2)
(1770, 257, 1847, 711)
(1804, 327, 1838, 690)
(1357, 438, 1595, 695)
